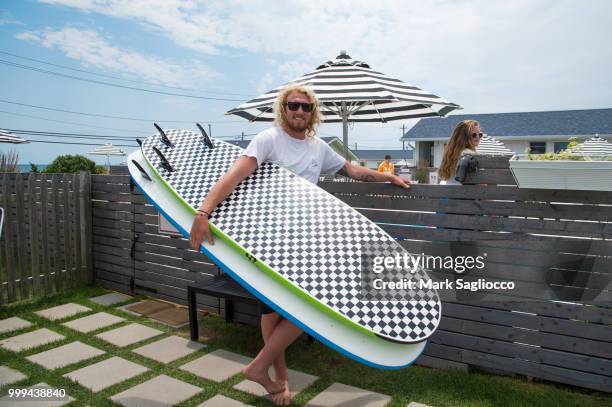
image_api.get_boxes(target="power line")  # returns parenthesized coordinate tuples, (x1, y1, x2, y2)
(26, 139, 137, 147)
(0, 49, 254, 97)
(0, 98, 243, 123)
(6, 129, 138, 141)
(0, 109, 151, 134)
(0, 58, 246, 101)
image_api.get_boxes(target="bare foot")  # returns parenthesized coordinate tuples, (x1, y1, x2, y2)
(271, 379, 291, 406)
(243, 364, 285, 395)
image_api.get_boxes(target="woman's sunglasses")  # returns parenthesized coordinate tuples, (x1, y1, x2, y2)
(472, 132, 483, 139)
(286, 102, 314, 112)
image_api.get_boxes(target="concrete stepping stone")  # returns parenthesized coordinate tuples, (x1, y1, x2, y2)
(305, 382, 391, 407)
(95, 323, 163, 347)
(89, 292, 132, 306)
(0, 382, 74, 406)
(35, 303, 91, 321)
(62, 312, 125, 333)
(407, 403, 433, 407)
(0, 328, 64, 352)
(0, 366, 26, 386)
(132, 335, 205, 364)
(198, 395, 252, 407)
(110, 374, 201, 406)
(180, 349, 251, 382)
(64, 356, 148, 392)
(0, 317, 32, 334)
(234, 367, 318, 398)
(26, 341, 105, 370)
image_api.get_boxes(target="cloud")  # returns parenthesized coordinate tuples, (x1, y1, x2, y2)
(36, 0, 612, 112)
(0, 9, 23, 25)
(15, 26, 220, 87)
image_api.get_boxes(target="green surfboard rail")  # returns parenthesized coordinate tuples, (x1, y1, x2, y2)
(140, 145, 377, 339)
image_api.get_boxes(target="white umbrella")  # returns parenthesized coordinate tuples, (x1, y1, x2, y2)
(0, 129, 29, 144)
(476, 134, 513, 156)
(568, 135, 612, 157)
(88, 143, 126, 170)
(227, 51, 461, 158)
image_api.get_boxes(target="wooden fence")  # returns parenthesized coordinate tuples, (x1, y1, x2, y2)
(0, 172, 92, 304)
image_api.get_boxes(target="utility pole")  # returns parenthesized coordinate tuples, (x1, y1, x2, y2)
(208, 124, 212, 138)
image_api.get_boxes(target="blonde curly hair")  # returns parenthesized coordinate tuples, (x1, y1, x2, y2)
(274, 84, 323, 138)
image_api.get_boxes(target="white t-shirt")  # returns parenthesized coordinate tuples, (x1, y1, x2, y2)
(439, 148, 476, 185)
(242, 127, 346, 184)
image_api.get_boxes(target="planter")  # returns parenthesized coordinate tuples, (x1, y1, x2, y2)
(509, 154, 612, 191)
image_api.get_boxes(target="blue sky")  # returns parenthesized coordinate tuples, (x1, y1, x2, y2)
(1, 0, 611, 165)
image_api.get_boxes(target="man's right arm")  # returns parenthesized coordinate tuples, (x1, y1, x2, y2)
(189, 155, 258, 249)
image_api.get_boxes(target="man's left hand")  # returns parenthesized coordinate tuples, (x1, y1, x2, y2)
(389, 174, 410, 189)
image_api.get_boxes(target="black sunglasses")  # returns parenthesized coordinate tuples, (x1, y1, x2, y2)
(472, 132, 483, 139)
(286, 102, 313, 112)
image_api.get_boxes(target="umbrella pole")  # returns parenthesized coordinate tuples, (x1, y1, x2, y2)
(341, 102, 350, 160)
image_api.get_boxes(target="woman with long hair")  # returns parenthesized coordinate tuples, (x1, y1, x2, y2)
(438, 120, 482, 184)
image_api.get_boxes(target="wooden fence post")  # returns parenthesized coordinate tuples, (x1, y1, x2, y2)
(63, 173, 73, 289)
(81, 171, 93, 284)
(15, 174, 28, 300)
(40, 173, 51, 295)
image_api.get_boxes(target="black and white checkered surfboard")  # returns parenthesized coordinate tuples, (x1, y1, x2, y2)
(140, 129, 441, 343)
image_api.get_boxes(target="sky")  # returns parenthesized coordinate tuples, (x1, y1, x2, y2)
(1, 0, 611, 165)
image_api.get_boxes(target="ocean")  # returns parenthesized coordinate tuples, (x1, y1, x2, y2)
(16, 164, 48, 172)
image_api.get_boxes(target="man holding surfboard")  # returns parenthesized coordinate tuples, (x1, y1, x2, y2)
(190, 85, 409, 405)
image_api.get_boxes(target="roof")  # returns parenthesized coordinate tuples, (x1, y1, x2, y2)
(402, 108, 612, 140)
(352, 149, 413, 160)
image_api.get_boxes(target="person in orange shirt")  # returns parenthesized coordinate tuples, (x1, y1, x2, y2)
(377, 154, 395, 174)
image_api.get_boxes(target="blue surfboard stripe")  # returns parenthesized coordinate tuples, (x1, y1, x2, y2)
(130, 173, 424, 370)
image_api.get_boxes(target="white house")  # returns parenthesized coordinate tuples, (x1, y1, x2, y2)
(401, 108, 612, 168)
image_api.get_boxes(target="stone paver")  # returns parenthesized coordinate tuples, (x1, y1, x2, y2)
(26, 341, 105, 370)
(407, 403, 433, 407)
(0, 366, 26, 386)
(198, 395, 252, 407)
(0, 317, 33, 334)
(95, 323, 163, 347)
(62, 312, 125, 333)
(305, 382, 391, 407)
(0, 328, 64, 352)
(64, 356, 148, 392)
(132, 335, 205, 364)
(0, 382, 74, 406)
(35, 303, 91, 321)
(89, 292, 132, 306)
(234, 367, 318, 398)
(180, 349, 251, 382)
(110, 374, 201, 407)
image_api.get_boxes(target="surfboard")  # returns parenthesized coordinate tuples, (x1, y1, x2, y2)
(132, 126, 441, 345)
(129, 149, 426, 368)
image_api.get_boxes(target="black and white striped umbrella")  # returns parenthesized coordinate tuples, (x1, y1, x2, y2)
(569, 135, 612, 157)
(227, 51, 461, 158)
(476, 134, 513, 156)
(0, 129, 29, 144)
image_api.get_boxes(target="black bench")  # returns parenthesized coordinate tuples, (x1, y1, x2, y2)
(188, 274, 259, 340)
(187, 273, 314, 345)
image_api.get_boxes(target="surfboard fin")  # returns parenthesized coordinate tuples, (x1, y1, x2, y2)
(196, 123, 214, 149)
(154, 123, 173, 148)
(152, 146, 174, 172)
(136, 138, 143, 147)
(131, 160, 152, 181)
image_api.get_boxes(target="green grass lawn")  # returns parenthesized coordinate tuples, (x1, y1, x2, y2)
(0, 285, 610, 407)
